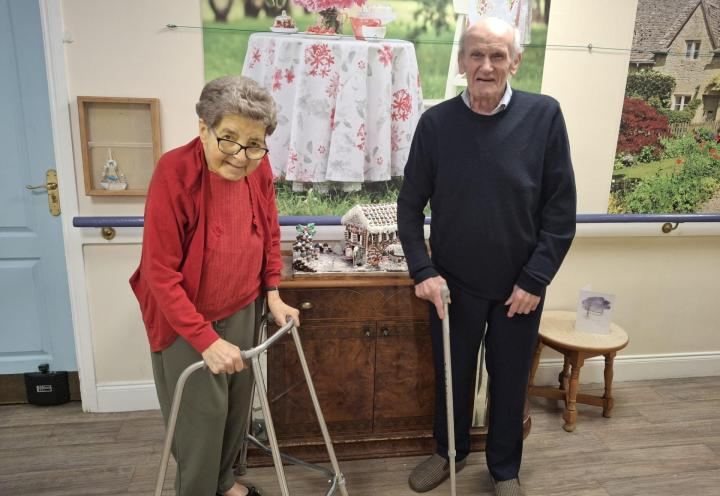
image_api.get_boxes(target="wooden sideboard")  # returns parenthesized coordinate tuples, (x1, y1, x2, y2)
(246, 274, 490, 466)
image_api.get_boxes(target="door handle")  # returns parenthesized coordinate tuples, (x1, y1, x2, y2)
(25, 169, 61, 216)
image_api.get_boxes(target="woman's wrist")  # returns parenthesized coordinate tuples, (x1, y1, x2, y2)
(265, 287, 281, 302)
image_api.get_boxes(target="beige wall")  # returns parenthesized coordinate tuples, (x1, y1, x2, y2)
(84, 244, 148, 383)
(548, 237, 720, 355)
(62, 0, 719, 390)
(542, 0, 638, 213)
(63, 0, 205, 217)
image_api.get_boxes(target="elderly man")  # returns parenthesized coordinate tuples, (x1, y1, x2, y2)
(397, 16, 576, 496)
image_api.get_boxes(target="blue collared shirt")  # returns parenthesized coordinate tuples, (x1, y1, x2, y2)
(461, 83, 513, 115)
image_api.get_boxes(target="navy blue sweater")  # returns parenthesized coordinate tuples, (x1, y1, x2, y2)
(397, 91, 576, 300)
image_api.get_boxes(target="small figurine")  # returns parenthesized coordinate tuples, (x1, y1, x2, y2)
(99, 149, 128, 191)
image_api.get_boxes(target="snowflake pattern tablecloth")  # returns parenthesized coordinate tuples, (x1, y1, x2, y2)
(242, 33, 423, 190)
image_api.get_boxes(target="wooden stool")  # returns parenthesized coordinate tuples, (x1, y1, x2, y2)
(527, 310, 629, 432)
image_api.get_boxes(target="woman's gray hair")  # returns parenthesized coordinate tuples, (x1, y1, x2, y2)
(196, 75, 278, 135)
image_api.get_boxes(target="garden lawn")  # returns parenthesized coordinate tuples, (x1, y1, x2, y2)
(614, 158, 678, 181)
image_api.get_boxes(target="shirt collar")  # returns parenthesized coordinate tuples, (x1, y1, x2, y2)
(461, 83, 513, 115)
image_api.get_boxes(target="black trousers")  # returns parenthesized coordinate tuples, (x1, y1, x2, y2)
(430, 281, 544, 482)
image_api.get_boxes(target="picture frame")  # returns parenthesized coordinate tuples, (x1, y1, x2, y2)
(77, 96, 161, 196)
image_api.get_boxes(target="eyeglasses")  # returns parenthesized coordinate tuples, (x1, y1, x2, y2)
(210, 128, 269, 160)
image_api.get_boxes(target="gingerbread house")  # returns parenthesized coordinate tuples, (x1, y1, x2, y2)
(340, 203, 399, 266)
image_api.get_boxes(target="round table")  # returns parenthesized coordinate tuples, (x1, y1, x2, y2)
(527, 311, 629, 432)
(242, 32, 423, 190)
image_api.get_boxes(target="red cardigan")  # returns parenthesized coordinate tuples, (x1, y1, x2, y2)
(129, 138, 282, 353)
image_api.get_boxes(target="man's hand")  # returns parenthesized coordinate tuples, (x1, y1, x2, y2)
(415, 275, 450, 319)
(504, 284, 540, 318)
(267, 291, 301, 328)
(201, 338, 245, 374)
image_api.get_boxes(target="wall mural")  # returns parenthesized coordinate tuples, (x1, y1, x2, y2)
(610, 0, 720, 214)
(201, 0, 550, 216)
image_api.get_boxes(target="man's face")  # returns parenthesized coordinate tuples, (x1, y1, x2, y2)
(199, 114, 267, 181)
(458, 24, 521, 103)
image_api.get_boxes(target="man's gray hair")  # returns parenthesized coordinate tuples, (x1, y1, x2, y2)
(458, 17, 523, 58)
(196, 75, 278, 136)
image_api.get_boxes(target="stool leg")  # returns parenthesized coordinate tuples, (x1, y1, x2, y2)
(559, 355, 571, 393)
(528, 340, 543, 388)
(563, 352, 584, 432)
(602, 351, 616, 418)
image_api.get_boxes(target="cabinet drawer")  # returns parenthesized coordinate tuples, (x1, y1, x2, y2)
(280, 286, 428, 321)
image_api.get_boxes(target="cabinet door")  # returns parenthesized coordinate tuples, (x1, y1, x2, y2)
(267, 321, 376, 438)
(374, 320, 434, 432)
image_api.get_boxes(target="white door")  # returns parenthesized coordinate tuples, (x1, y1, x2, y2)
(0, 0, 76, 374)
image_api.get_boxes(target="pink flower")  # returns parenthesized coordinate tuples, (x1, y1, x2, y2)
(272, 69, 283, 91)
(378, 45, 393, 66)
(249, 48, 261, 68)
(305, 43, 335, 78)
(391, 124, 400, 151)
(329, 107, 337, 130)
(391, 89, 412, 122)
(356, 124, 366, 151)
(284, 68, 295, 84)
(326, 72, 340, 98)
(293, 0, 366, 12)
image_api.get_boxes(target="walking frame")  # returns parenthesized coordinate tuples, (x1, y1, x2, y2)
(154, 316, 350, 496)
(441, 285, 457, 496)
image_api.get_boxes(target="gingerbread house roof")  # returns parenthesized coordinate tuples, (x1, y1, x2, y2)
(340, 203, 397, 234)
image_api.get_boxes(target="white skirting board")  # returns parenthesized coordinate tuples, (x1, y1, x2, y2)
(94, 381, 160, 413)
(91, 351, 720, 413)
(532, 351, 720, 386)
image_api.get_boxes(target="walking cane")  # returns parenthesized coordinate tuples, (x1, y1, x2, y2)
(440, 284, 457, 496)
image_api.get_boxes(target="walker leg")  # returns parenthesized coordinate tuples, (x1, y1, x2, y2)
(235, 318, 269, 476)
(154, 361, 205, 496)
(251, 357, 291, 496)
(234, 382, 255, 476)
(291, 327, 349, 496)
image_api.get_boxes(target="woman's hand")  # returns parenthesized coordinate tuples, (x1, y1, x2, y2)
(201, 338, 245, 374)
(266, 290, 301, 327)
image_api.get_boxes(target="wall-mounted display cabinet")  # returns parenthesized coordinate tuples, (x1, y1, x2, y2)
(77, 96, 161, 196)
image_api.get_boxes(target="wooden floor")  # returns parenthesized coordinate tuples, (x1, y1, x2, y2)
(1, 376, 719, 495)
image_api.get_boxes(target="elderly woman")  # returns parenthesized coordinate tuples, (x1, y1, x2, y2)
(130, 76, 299, 496)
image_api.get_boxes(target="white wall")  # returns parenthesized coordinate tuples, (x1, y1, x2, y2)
(542, 0, 638, 213)
(63, 0, 205, 216)
(58, 0, 720, 412)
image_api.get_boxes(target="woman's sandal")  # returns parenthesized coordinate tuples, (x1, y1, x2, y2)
(216, 486, 261, 496)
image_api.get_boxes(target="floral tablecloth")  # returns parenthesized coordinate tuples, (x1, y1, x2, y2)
(242, 33, 423, 191)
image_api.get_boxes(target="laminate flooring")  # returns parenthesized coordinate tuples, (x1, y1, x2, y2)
(1, 376, 718, 495)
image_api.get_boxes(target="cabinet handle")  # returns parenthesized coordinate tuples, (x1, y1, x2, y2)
(365, 330, 371, 337)
(299, 301, 314, 310)
(382, 328, 390, 337)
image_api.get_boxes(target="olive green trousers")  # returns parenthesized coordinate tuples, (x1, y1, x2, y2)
(151, 298, 262, 496)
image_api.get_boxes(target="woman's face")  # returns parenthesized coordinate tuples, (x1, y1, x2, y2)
(199, 114, 267, 181)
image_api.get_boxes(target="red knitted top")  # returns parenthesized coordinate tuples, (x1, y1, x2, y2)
(194, 172, 263, 320)
(129, 138, 282, 353)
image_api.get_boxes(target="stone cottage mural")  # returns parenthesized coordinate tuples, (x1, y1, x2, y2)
(611, 0, 720, 214)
